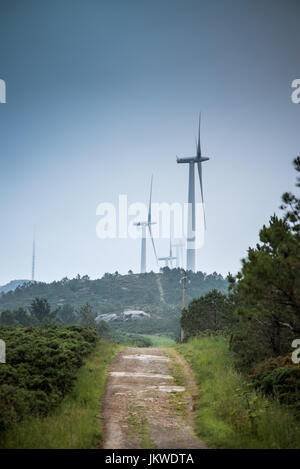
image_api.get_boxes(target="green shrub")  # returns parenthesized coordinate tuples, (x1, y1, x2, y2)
(250, 355, 300, 415)
(0, 325, 98, 431)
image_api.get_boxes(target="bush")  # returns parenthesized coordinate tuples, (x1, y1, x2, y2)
(0, 325, 98, 431)
(181, 290, 234, 340)
(250, 355, 300, 415)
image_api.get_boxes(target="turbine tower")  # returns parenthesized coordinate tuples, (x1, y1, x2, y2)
(172, 240, 184, 268)
(134, 176, 158, 273)
(177, 114, 210, 272)
(31, 228, 36, 281)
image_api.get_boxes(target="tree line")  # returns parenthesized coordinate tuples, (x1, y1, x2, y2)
(0, 298, 110, 338)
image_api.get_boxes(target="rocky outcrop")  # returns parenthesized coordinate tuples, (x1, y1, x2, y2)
(95, 309, 151, 323)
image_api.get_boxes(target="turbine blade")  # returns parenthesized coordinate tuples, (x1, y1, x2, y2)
(148, 175, 153, 224)
(203, 203, 207, 230)
(197, 161, 204, 204)
(197, 160, 207, 229)
(148, 223, 159, 266)
(197, 112, 201, 157)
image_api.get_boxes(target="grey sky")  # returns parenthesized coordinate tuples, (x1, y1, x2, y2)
(0, 0, 299, 284)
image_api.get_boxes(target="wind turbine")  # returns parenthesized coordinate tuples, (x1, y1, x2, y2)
(134, 176, 158, 273)
(172, 240, 185, 268)
(177, 114, 210, 272)
(158, 238, 177, 268)
(31, 227, 36, 281)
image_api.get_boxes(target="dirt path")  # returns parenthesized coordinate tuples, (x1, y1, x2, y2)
(101, 347, 207, 449)
(156, 276, 165, 304)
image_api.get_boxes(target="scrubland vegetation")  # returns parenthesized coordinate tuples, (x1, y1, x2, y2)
(0, 339, 119, 448)
(177, 336, 300, 449)
(0, 325, 98, 432)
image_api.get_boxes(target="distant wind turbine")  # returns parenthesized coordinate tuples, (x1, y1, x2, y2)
(158, 228, 177, 268)
(176, 114, 210, 271)
(31, 228, 36, 281)
(158, 218, 177, 269)
(172, 240, 185, 268)
(134, 176, 158, 273)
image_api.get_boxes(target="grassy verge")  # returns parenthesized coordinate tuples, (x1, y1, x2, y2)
(176, 336, 300, 449)
(139, 334, 176, 348)
(163, 349, 187, 418)
(0, 341, 120, 449)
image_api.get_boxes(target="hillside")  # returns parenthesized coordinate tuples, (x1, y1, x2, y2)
(0, 269, 228, 338)
(0, 280, 30, 295)
(0, 269, 228, 313)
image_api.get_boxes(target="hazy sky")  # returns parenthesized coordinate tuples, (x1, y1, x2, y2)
(0, 0, 299, 285)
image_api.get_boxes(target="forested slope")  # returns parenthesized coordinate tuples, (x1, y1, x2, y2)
(0, 269, 228, 319)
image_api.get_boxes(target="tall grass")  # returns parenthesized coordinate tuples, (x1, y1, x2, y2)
(139, 334, 176, 348)
(0, 341, 120, 449)
(176, 336, 300, 449)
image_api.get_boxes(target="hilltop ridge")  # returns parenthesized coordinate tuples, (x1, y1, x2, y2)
(0, 268, 228, 313)
(0, 279, 30, 295)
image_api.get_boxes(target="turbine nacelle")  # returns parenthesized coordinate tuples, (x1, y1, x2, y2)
(134, 221, 156, 227)
(158, 257, 176, 261)
(176, 156, 210, 164)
